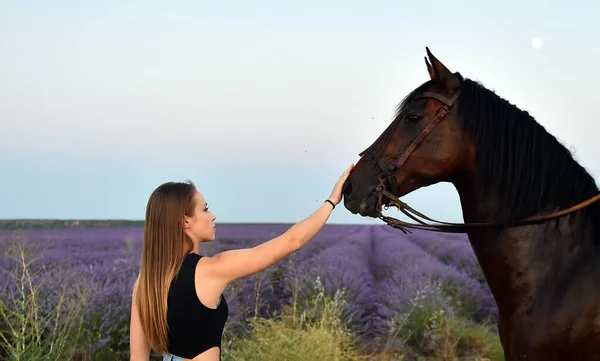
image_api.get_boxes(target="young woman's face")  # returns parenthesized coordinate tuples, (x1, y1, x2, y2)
(184, 191, 217, 243)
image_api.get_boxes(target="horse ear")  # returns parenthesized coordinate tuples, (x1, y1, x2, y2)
(425, 47, 460, 91)
(424, 57, 435, 80)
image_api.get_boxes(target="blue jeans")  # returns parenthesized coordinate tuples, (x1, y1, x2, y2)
(162, 353, 184, 361)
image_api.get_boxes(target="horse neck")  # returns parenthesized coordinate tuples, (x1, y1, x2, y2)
(451, 171, 597, 318)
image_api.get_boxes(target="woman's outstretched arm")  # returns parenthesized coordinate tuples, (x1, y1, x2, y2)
(200, 164, 353, 285)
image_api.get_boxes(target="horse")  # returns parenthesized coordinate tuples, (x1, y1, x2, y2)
(342, 47, 600, 361)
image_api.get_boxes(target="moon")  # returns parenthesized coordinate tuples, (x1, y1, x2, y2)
(532, 38, 543, 50)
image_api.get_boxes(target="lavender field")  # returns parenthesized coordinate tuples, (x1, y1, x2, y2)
(0, 224, 503, 361)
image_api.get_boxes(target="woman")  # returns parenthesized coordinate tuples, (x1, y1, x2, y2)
(129, 164, 354, 361)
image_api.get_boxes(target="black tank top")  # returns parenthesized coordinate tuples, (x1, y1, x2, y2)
(166, 252, 228, 359)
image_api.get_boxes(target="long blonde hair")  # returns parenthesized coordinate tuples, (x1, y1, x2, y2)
(134, 181, 197, 353)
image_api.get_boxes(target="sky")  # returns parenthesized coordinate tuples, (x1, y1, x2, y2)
(1, 0, 598, 224)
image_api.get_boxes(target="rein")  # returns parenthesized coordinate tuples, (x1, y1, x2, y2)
(377, 187, 600, 234)
(362, 77, 600, 234)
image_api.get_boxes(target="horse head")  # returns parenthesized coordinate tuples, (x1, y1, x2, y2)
(343, 48, 471, 218)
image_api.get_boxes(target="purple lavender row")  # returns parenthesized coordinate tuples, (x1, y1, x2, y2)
(0, 224, 498, 355)
(374, 226, 497, 323)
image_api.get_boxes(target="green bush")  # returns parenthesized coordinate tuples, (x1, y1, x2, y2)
(383, 284, 503, 361)
(223, 276, 369, 361)
(0, 238, 88, 361)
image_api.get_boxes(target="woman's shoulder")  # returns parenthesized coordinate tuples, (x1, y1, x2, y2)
(189, 252, 214, 278)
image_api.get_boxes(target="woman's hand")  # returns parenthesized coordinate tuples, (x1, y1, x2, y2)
(328, 164, 354, 205)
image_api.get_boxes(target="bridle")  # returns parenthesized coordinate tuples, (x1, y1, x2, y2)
(358, 73, 600, 234)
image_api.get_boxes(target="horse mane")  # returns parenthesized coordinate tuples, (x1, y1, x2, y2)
(457, 78, 599, 233)
(363, 76, 600, 241)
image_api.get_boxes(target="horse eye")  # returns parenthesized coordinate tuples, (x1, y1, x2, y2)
(407, 113, 421, 122)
